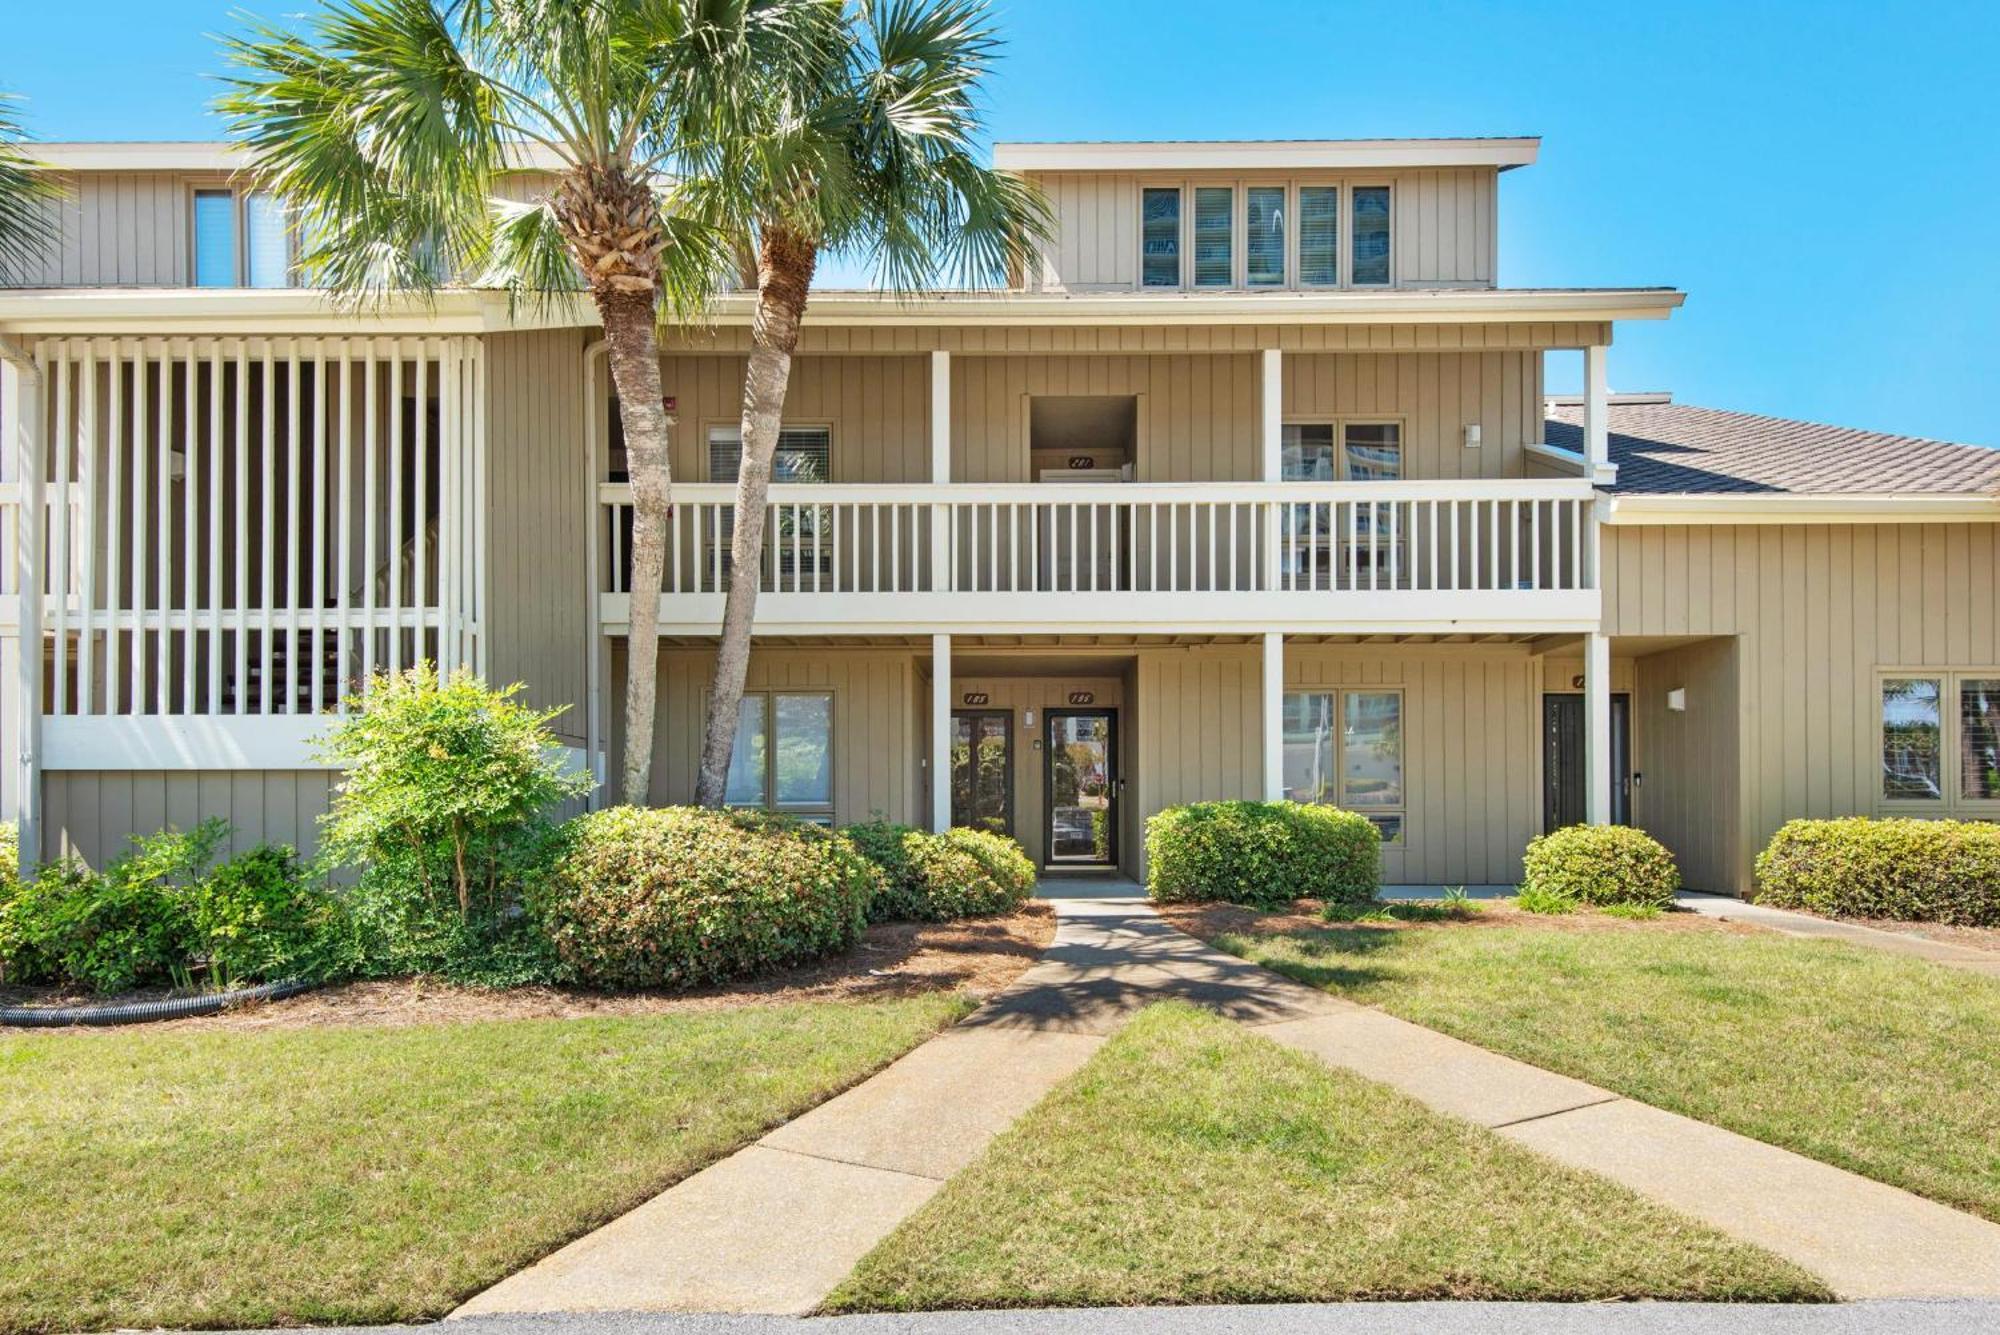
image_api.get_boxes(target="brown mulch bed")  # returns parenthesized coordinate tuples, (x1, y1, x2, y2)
(0, 905, 1056, 1034)
(1155, 897, 1767, 942)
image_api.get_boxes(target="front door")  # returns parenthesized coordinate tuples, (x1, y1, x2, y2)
(1047, 710, 1117, 865)
(951, 710, 1014, 837)
(1543, 693, 1632, 830)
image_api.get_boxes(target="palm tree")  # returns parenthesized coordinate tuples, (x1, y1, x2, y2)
(0, 91, 61, 283)
(687, 0, 1050, 808)
(218, 0, 834, 806)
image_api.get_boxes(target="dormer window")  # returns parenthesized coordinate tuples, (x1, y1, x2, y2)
(1351, 186, 1392, 285)
(193, 187, 292, 288)
(1136, 181, 1391, 291)
(1140, 187, 1181, 287)
(1193, 187, 1233, 287)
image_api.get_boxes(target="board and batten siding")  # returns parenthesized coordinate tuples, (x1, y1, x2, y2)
(485, 329, 591, 743)
(1026, 168, 1497, 292)
(42, 770, 338, 867)
(1284, 351, 1542, 480)
(1632, 637, 1740, 895)
(6, 172, 203, 288)
(614, 645, 918, 818)
(1134, 643, 1549, 886)
(649, 353, 930, 483)
(1602, 523, 2000, 892)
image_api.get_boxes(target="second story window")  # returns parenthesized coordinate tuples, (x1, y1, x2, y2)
(1141, 187, 1181, 287)
(193, 188, 292, 288)
(707, 424, 832, 483)
(1344, 423, 1401, 479)
(1352, 186, 1392, 285)
(1246, 186, 1286, 286)
(1193, 187, 1233, 287)
(1299, 187, 1340, 286)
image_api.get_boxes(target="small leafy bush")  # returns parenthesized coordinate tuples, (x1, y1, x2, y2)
(1522, 824, 1681, 910)
(847, 822, 1037, 922)
(903, 827, 1037, 919)
(0, 821, 340, 993)
(1754, 817, 2000, 925)
(845, 820, 926, 921)
(534, 806, 879, 989)
(317, 666, 592, 984)
(1146, 800, 1380, 908)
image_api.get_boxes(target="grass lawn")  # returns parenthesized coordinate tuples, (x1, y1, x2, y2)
(1174, 903, 2000, 1224)
(827, 1003, 1825, 1311)
(0, 994, 966, 1335)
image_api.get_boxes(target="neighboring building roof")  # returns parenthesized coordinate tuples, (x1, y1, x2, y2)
(1545, 396, 2000, 497)
(993, 137, 1539, 173)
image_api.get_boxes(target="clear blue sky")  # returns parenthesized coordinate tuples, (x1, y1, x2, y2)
(8, 0, 1998, 445)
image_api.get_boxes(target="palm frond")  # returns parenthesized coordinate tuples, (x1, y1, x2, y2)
(0, 91, 64, 283)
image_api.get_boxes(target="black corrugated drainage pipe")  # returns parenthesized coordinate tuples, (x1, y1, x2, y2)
(0, 978, 318, 1028)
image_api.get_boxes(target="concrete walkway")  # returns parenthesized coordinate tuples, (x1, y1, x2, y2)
(462, 890, 2000, 1317)
(1678, 891, 2000, 977)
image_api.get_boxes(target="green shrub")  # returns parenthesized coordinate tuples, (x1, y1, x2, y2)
(1521, 824, 1681, 909)
(904, 827, 1037, 919)
(845, 820, 927, 921)
(0, 821, 346, 994)
(1754, 817, 2000, 925)
(534, 806, 879, 989)
(1145, 800, 1380, 908)
(847, 822, 1037, 922)
(316, 666, 592, 984)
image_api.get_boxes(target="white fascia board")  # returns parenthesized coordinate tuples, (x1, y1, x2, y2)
(29, 141, 568, 175)
(42, 715, 337, 770)
(0, 286, 1683, 336)
(994, 138, 1541, 173)
(1603, 493, 2000, 525)
(605, 590, 1604, 638)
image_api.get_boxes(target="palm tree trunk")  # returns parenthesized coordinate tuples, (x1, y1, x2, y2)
(696, 225, 817, 807)
(598, 287, 674, 805)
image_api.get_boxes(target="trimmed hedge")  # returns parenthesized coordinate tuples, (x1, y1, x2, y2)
(1522, 824, 1681, 909)
(1145, 800, 1379, 908)
(534, 806, 879, 989)
(1754, 817, 2000, 925)
(846, 821, 1036, 922)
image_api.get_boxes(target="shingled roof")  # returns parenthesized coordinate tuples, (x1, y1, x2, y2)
(1544, 399, 2000, 497)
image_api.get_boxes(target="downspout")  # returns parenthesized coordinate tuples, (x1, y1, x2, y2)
(582, 339, 608, 806)
(0, 334, 43, 877)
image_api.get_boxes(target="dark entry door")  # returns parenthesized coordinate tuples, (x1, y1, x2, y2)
(951, 711, 1014, 837)
(1047, 710, 1116, 865)
(1543, 694, 1632, 830)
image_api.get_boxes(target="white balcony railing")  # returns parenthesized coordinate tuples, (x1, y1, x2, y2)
(598, 478, 1601, 635)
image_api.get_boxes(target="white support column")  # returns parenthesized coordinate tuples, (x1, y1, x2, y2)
(929, 350, 951, 483)
(930, 633, 951, 832)
(1583, 343, 1610, 483)
(1262, 631, 1284, 801)
(3, 348, 43, 873)
(1259, 348, 1283, 482)
(1584, 630, 1612, 825)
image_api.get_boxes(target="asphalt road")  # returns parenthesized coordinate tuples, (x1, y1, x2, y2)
(258, 1303, 2000, 1335)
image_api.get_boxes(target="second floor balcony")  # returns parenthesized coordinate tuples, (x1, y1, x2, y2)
(597, 477, 1600, 636)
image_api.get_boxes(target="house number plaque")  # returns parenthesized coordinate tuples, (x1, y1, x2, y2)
(1067, 690, 1095, 705)
(961, 691, 990, 706)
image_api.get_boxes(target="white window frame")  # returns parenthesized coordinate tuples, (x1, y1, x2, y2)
(1280, 415, 1408, 481)
(188, 182, 295, 288)
(1875, 669, 2000, 818)
(720, 688, 837, 823)
(1134, 177, 1395, 292)
(1282, 686, 1407, 844)
(1347, 180, 1396, 288)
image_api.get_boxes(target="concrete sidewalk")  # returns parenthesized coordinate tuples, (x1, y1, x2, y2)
(338, 1300, 2000, 1335)
(1677, 892, 2000, 977)
(462, 892, 2000, 1317)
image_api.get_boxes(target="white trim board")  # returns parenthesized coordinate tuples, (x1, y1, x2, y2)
(41, 715, 336, 770)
